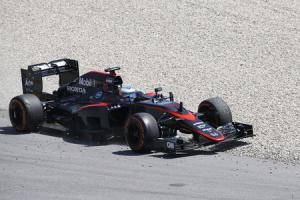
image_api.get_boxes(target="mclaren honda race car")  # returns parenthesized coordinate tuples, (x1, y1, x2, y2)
(9, 59, 254, 153)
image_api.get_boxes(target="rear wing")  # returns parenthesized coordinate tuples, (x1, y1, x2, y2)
(21, 58, 79, 98)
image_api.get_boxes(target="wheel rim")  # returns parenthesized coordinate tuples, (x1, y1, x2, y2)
(199, 104, 219, 127)
(127, 119, 144, 150)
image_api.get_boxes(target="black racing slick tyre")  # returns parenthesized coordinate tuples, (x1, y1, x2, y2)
(9, 94, 44, 132)
(125, 113, 160, 153)
(198, 97, 232, 128)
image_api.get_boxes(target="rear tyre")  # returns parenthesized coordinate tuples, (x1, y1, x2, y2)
(9, 94, 44, 132)
(125, 113, 160, 153)
(198, 97, 232, 128)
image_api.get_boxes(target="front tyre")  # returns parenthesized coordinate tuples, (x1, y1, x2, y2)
(125, 113, 159, 153)
(9, 94, 44, 132)
(198, 97, 232, 128)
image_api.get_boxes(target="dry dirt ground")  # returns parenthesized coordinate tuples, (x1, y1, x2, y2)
(0, 0, 299, 163)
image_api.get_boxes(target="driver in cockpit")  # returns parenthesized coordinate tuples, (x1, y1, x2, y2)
(118, 85, 143, 99)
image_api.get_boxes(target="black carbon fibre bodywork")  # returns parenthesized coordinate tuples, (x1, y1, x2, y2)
(17, 58, 254, 153)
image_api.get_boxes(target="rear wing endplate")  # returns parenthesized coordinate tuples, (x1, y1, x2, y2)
(21, 58, 79, 96)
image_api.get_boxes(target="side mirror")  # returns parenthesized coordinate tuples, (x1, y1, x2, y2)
(178, 102, 183, 112)
(113, 76, 123, 86)
(169, 92, 174, 101)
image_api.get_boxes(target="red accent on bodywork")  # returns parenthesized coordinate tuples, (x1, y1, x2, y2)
(150, 106, 223, 141)
(193, 128, 224, 141)
(144, 92, 155, 97)
(79, 102, 108, 110)
(90, 71, 116, 76)
(167, 110, 196, 121)
(184, 125, 224, 142)
(147, 106, 196, 121)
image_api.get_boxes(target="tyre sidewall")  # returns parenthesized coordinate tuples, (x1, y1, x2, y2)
(9, 94, 44, 132)
(125, 113, 159, 152)
(198, 97, 232, 127)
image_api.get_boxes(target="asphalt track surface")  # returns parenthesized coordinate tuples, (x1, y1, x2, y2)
(0, 113, 299, 200)
(0, 0, 299, 199)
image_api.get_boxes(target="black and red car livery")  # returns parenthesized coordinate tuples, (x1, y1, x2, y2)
(9, 58, 254, 153)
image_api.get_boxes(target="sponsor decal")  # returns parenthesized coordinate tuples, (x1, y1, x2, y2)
(193, 122, 204, 126)
(106, 77, 113, 84)
(209, 132, 219, 137)
(198, 124, 206, 129)
(203, 128, 212, 132)
(25, 79, 34, 87)
(95, 91, 103, 98)
(67, 86, 86, 94)
(52, 60, 66, 67)
(193, 122, 218, 135)
(193, 122, 206, 129)
(79, 77, 95, 87)
(31, 64, 51, 71)
(167, 142, 175, 149)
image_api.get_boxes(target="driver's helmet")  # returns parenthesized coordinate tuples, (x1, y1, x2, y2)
(121, 85, 141, 98)
(120, 84, 145, 99)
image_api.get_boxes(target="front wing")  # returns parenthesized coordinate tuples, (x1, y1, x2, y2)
(154, 122, 254, 154)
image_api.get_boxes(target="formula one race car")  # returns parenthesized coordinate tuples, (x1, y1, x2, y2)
(9, 59, 254, 153)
